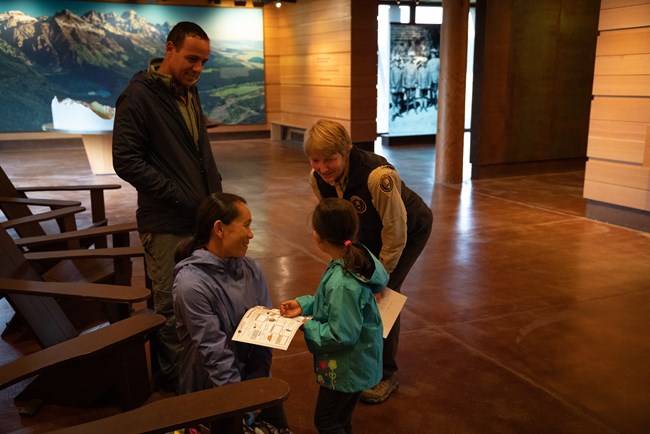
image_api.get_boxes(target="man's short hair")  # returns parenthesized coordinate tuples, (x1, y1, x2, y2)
(167, 21, 209, 49)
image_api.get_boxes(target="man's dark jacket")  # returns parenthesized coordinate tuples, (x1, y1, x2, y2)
(112, 71, 222, 234)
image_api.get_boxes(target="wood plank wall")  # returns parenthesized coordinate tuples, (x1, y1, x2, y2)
(470, 0, 600, 178)
(265, 0, 378, 144)
(584, 0, 650, 211)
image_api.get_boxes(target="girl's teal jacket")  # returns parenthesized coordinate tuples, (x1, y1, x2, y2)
(296, 248, 388, 393)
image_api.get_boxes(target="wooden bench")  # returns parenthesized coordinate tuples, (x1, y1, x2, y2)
(0, 313, 165, 415)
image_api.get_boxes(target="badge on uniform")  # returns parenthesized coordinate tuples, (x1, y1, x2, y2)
(350, 196, 367, 213)
(380, 174, 394, 193)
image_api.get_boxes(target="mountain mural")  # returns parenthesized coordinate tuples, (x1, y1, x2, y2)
(0, 7, 265, 132)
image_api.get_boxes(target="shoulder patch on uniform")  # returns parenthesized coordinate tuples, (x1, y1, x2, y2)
(350, 196, 367, 213)
(379, 174, 394, 193)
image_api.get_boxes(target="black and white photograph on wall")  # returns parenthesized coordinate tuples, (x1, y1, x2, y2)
(388, 23, 440, 137)
(0, 1, 265, 132)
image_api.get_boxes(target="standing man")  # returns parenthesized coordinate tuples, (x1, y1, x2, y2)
(416, 58, 431, 112)
(402, 51, 418, 115)
(427, 50, 440, 109)
(112, 21, 222, 392)
(303, 119, 433, 405)
(389, 56, 405, 121)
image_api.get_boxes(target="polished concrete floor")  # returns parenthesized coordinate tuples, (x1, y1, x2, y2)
(1, 138, 649, 433)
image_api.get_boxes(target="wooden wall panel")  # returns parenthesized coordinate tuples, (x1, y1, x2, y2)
(277, 32, 351, 56)
(549, 0, 600, 160)
(470, 0, 599, 176)
(276, 16, 350, 39)
(266, 84, 281, 114)
(594, 53, 650, 76)
(585, 156, 650, 211)
(267, 0, 377, 144)
(592, 28, 650, 97)
(583, 179, 650, 209)
(645, 125, 650, 166)
(470, 0, 513, 165)
(598, 4, 650, 30)
(281, 1, 350, 22)
(589, 119, 648, 141)
(280, 113, 352, 133)
(586, 160, 650, 188)
(601, 0, 650, 8)
(349, 120, 377, 143)
(271, 0, 351, 131)
(588, 120, 647, 164)
(592, 75, 650, 96)
(590, 97, 650, 123)
(280, 85, 350, 118)
(281, 86, 349, 104)
(349, 0, 378, 144)
(585, 0, 650, 212)
(280, 54, 351, 86)
(596, 28, 650, 55)
(264, 57, 280, 86)
(587, 136, 646, 163)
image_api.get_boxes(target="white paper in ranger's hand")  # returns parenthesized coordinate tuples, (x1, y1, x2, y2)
(376, 287, 407, 338)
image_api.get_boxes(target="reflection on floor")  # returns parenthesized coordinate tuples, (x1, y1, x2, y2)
(1, 138, 649, 434)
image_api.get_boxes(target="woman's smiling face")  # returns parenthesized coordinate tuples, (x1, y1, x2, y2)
(308, 152, 347, 185)
(219, 201, 253, 258)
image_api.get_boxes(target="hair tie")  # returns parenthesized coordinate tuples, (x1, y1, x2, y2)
(344, 240, 351, 247)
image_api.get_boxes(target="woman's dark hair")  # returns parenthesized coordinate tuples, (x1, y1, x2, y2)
(312, 198, 375, 279)
(175, 192, 246, 263)
(167, 21, 209, 49)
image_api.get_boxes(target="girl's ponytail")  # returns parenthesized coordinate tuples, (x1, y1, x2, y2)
(341, 240, 375, 280)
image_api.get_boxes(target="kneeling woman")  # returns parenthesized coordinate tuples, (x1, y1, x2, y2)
(173, 192, 291, 433)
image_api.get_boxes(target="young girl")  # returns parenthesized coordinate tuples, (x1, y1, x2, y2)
(280, 197, 388, 434)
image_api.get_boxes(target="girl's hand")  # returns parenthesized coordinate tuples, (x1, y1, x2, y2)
(375, 287, 388, 303)
(280, 300, 302, 318)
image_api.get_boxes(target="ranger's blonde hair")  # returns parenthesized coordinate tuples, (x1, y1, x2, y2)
(303, 119, 352, 158)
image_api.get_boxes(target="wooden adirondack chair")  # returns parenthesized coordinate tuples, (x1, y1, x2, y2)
(0, 223, 148, 348)
(5, 371, 289, 434)
(0, 165, 122, 248)
(0, 312, 165, 415)
(47, 377, 291, 434)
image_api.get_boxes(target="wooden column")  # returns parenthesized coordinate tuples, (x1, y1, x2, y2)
(435, 0, 469, 184)
(350, 0, 379, 151)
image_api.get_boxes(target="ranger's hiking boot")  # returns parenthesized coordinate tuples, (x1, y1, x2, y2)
(359, 374, 399, 404)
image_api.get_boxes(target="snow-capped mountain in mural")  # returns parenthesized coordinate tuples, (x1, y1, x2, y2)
(0, 8, 264, 132)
